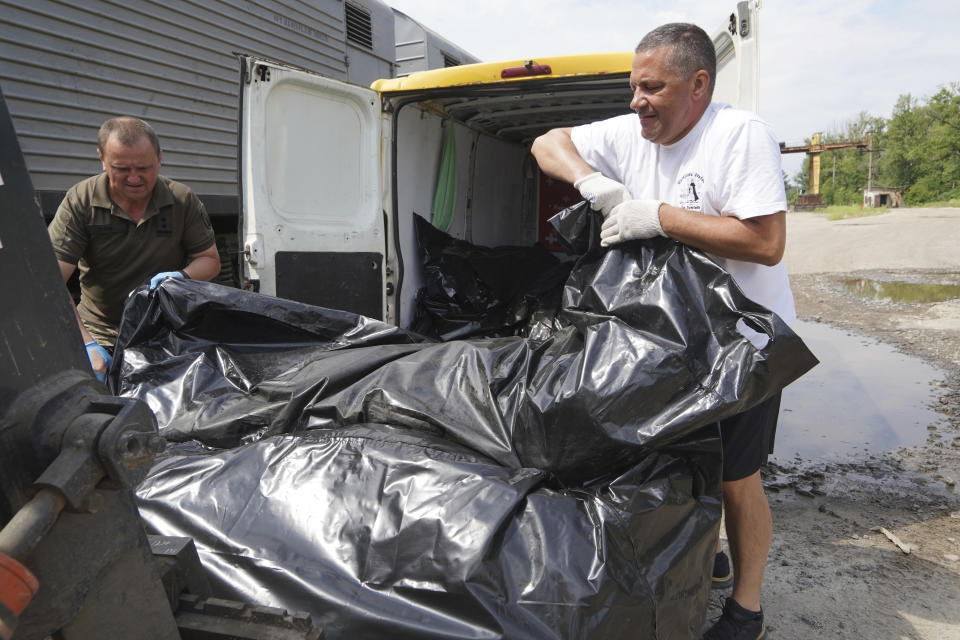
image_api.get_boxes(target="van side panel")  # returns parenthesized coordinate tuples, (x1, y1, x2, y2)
(394, 107, 536, 329)
(469, 136, 537, 248)
(394, 108, 445, 328)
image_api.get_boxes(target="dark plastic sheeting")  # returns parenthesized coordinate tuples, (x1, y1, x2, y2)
(110, 285, 426, 448)
(411, 214, 574, 341)
(123, 202, 817, 639)
(140, 427, 720, 639)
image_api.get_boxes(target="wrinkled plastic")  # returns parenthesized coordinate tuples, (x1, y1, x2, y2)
(412, 214, 573, 341)
(123, 202, 817, 639)
(110, 284, 427, 447)
(140, 427, 721, 639)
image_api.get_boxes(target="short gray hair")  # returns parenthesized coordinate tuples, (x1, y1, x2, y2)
(636, 23, 716, 96)
(98, 116, 161, 156)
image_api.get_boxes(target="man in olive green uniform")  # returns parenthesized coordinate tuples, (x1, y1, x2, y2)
(48, 116, 220, 381)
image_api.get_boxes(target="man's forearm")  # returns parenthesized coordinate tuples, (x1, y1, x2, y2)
(182, 254, 220, 282)
(71, 303, 94, 343)
(58, 259, 94, 342)
(183, 244, 221, 282)
(658, 205, 787, 266)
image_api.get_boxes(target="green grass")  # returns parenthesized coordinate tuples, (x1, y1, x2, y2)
(816, 198, 960, 220)
(921, 197, 960, 208)
(821, 205, 888, 221)
(801, 199, 960, 220)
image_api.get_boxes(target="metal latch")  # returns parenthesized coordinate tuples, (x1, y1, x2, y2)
(244, 237, 263, 267)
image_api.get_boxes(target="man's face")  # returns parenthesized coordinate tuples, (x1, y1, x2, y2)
(629, 46, 701, 145)
(98, 134, 161, 206)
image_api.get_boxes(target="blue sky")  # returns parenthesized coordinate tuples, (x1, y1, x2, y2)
(387, 0, 960, 179)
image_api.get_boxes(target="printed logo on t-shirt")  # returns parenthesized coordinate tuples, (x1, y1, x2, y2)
(677, 172, 705, 212)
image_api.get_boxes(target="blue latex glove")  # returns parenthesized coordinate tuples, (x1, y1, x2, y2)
(149, 270, 185, 290)
(84, 340, 112, 382)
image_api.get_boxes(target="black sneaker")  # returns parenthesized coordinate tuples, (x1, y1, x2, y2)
(712, 551, 733, 590)
(702, 597, 765, 639)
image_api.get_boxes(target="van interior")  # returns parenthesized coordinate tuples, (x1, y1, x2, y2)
(386, 73, 634, 328)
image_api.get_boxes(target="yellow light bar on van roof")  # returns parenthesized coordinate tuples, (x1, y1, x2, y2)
(371, 51, 635, 93)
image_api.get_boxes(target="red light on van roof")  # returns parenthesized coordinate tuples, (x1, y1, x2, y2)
(501, 61, 552, 78)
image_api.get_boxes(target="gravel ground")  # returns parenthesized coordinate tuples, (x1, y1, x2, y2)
(708, 209, 960, 640)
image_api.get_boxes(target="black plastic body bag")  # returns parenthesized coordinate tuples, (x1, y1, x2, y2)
(121, 202, 817, 639)
(411, 213, 574, 341)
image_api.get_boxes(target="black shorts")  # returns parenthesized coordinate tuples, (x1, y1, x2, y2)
(718, 392, 782, 482)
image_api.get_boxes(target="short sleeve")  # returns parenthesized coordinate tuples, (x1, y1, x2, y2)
(713, 116, 787, 220)
(570, 114, 638, 184)
(181, 192, 216, 255)
(48, 189, 88, 265)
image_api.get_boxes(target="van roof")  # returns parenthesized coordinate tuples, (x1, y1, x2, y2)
(371, 52, 635, 93)
(370, 52, 636, 144)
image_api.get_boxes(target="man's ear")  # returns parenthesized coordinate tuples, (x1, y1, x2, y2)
(692, 70, 711, 99)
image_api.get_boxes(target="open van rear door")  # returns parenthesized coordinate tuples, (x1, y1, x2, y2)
(238, 56, 386, 319)
(712, 1, 760, 112)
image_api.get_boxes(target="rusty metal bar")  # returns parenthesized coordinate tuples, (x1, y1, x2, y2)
(0, 489, 67, 562)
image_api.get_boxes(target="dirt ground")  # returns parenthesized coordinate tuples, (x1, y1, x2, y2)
(710, 208, 960, 640)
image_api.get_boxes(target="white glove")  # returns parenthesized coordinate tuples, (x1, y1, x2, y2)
(573, 172, 631, 217)
(600, 199, 665, 246)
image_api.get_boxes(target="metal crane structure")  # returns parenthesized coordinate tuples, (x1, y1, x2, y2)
(780, 132, 871, 209)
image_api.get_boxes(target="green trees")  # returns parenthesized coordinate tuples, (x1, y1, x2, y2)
(912, 85, 960, 202)
(789, 84, 960, 206)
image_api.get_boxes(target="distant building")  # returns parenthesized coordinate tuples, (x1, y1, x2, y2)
(795, 193, 823, 210)
(863, 188, 903, 208)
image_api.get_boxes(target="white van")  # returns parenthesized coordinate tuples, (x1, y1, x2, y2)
(239, 2, 761, 329)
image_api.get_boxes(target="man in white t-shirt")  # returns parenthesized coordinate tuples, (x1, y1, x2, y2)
(532, 23, 792, 640)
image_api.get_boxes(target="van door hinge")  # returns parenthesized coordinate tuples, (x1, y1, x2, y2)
(737, 1, 751, 37)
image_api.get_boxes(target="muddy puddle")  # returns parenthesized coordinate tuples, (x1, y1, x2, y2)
(775, 319, 946, 461)
(842, 277, 960, 304)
